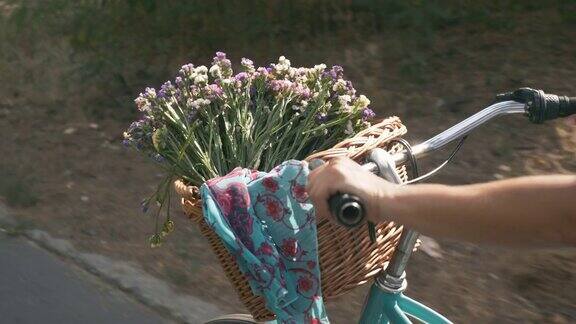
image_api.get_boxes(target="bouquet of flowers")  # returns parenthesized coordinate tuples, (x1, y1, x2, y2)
(124, 52, 375, 245)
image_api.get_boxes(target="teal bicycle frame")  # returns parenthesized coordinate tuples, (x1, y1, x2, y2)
(360, 284, 451, 324)
(259, 100, 525, 324)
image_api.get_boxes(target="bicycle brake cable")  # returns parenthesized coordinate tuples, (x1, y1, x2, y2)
(404, 135, 468, 185)
(390, 138, 420, 180)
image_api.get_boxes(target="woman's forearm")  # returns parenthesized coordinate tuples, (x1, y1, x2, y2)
(382, 175, 576, 247)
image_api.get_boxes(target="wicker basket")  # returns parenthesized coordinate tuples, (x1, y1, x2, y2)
(175, 116, 409, 321)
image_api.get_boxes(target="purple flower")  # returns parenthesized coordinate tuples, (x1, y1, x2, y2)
(241, 57, 254, 69)
(161, 81, 174, 93)
(269, 79, 292, 93)
(213, 52, 231, 67)
(179, 63, 194, 77)
(254, 67, 270, 80)
(212, 52, 233, 77)
(345, 80, 356, 95)
(329, 65, 344, 80)
(205, 84, 223, 100)
(215, 51, 226, 60)
(315, 113, 328, 124)
(234, 72, 249, 82)
(143, 87, 156, 100)
(175, 76, 184, 87)
(362, 107, 376, 120)
(293, 84, 311, 99)
(158, 81, 175, 98)
(174, 89, 182, 101)
(124, 118, 154, 151)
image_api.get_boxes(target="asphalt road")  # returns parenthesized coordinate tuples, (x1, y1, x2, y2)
(0, 231, 173, 324)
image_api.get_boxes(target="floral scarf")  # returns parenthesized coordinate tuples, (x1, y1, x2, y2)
(200, 160, 328, 323)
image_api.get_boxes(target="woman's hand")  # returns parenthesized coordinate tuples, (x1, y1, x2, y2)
(307, 156, 396, 223)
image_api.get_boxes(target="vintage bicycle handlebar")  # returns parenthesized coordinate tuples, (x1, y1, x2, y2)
(329, 88, 576, 227)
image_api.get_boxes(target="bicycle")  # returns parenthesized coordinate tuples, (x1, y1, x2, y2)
(205, 88, 576, 324)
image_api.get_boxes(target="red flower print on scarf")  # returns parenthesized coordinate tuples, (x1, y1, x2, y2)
(281, 238, 299, 258)
(262, 177, 279, 192)
(297, 276, 313, 293)
(307, 261, 316, 270)
(214, 190, 232, 215)
(291, 182, 309, 202)
(265, 198, 284, 220)
(259, 242, 274, 256)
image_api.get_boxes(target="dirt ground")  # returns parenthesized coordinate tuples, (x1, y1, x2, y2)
(2, 8, 576, 324)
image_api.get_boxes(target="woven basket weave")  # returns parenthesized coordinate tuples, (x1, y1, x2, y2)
(175, 116, 408, 321)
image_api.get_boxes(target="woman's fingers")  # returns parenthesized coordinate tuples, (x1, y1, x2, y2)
(308, 161, 334, 219)
(308, 156, 356, 219)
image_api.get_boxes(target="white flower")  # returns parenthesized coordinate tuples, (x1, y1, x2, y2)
(186, 98, 197, 108)
(306, 64, 327, 80)
(134, 96, 149, 111)
(312, 64, 326, 74)
(221, 78, 233, 85)
(274, 56, 291, 73)
(296, 67, 308, 75)
(241, 58, 255, 72)
(187, 98, 210, 109)
(144, 87, 156, 99)
(338, 95, 352, 113)
(332, 79, 347, 93)
(194, 74, 208, 85)
(338, 95, 351, 106)
(209, 65, 221, 78)
(278, 56, 291, 67)
(356, 95, 371, 108)
(295, 75, 308, 83)
(344, 120, 354, 135)
(195, 65, 208, 74)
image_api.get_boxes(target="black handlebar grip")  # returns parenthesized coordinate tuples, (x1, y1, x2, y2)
(530, 92, 576, 123)
(559, 96, 576, 118)
(496, 88, 576, 124)
(328, 193, 365, 227)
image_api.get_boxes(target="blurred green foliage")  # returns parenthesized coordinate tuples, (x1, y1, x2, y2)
(1, 0, 575, 119)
